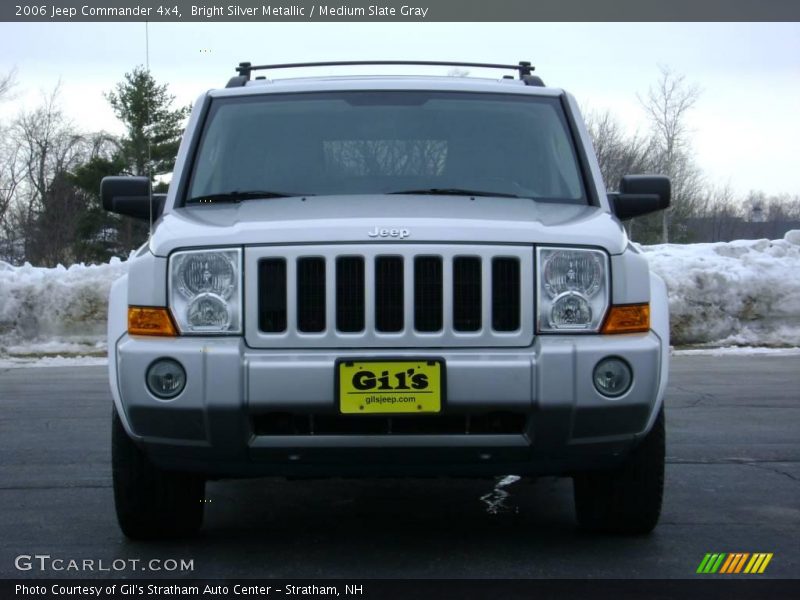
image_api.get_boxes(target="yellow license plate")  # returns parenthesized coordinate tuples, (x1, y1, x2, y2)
(338, 359, 444, 414)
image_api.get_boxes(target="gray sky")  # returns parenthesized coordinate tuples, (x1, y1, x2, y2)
(1, 22, 798, 196)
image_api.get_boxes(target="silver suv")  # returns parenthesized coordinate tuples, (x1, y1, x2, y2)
(102, 61, 671, 539)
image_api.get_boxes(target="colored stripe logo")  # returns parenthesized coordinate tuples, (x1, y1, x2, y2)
(697, 553, 773, 574)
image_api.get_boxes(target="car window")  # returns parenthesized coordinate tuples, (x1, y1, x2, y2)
(186, 91, 586, 203)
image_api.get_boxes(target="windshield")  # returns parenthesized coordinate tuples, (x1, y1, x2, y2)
(186, 91, 586, 203)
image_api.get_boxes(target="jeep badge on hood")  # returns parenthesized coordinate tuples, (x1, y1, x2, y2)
(368, 227, 410, 239)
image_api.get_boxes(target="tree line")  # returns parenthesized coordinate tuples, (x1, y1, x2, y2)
(585, 66, 800, 244)
(0, 67, 188, 266)
(0, 65, 797, 267)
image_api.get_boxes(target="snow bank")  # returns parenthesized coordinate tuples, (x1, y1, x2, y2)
(0, 232, 799, 358)
(640, 231, 800, 346)
(0, 258, 129, 357)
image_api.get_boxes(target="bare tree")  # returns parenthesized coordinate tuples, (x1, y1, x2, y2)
(0, 137, 22, 228)
(6, 86, 88, 264)
(0, 69, 20, 259)
(584, 109, 657, 238)
(639, 66, 703, 243)
(0, 68, 16, 102)
(15, 86, 84, 201)
(699, 184, 742, 242)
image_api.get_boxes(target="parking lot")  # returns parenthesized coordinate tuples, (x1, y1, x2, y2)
(1, 355, 798, 579)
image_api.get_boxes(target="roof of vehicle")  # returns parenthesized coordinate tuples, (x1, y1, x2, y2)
(208, 60, 564, 98)
(210, 74, 564, 98)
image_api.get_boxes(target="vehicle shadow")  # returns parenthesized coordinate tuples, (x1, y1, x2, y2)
(117, 475, 665, 578)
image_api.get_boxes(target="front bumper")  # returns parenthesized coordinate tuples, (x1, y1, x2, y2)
(112, 333, 665, 477)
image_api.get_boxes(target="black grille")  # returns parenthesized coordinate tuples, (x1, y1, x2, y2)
(492, 257, 520, 331)
(257, 250, 525, 339)
(252, 412, 527, 436)
(453, 257, 482, 331)
(258, 259, 287, 332)
(336, 257, 365, 332)
(414, 256, 442, 332)
(297, 257, 326, 332)
(375, 256, 404, 332)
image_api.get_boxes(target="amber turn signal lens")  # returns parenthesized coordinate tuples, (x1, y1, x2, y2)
(128, 306, 178, 336)
(601, 303, 650, 334)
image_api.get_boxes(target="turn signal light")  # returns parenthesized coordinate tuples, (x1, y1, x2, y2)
(128, 306, 178, 337)
(601, 303, 650, 334)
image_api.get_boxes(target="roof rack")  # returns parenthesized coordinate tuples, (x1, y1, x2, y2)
(225, 60, 544, 88)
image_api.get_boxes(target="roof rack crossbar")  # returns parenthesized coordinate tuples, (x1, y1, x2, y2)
(232, 60, 536, 83)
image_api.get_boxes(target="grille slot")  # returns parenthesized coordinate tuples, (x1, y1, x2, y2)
(492, 257, 520, 331)
(336, 257, 365, 332)
(252, 412, 527, 436)
(258, 259, 287, 332)
(414, 256, 443, 332)
(453, 256, 482, 331)
(297, 257, 326, 332)
(375, 256, 404, 332)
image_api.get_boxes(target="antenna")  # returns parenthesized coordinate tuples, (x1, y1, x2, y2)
(145, 21, 154, 238)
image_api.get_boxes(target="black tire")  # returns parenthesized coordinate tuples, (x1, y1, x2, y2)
(112, 408, 205, 539)
(573, 407, 665, 534)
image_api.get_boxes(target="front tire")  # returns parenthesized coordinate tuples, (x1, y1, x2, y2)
(573, 407, 665, 534)
(112, 408, 205, 539)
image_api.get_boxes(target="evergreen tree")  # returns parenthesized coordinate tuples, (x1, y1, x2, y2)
(105, 66, 190, 177)
(99, 67, 190, 252)
(70, 152, 129, 263)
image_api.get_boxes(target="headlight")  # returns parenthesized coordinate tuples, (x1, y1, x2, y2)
(169, 248, 242, 334)
(537, 247, 609, 332)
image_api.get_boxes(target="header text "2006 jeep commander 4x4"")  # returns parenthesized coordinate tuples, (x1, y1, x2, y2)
(102, 60, 671, 539)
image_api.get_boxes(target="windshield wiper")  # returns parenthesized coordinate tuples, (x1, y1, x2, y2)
(387, 187, 523, 199)
(188, 190, 312, 204)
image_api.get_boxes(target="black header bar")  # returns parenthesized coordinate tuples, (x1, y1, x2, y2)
(3, 0, 799, 22)
(3, 578, 800, 600)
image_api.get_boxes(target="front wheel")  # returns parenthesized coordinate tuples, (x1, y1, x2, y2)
(573, 407, 665, 534)
(112, 408, 205, 539)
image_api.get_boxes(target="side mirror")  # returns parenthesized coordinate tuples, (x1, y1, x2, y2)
(101, 176, 166, 221)
(609, 175, 671, 221)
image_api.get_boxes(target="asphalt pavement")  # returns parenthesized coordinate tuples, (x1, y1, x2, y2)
(0, 355, 798, 579)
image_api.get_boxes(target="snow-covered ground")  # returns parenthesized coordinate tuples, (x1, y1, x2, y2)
(1, 232, 799, 365)
(0, 355, 109, 369)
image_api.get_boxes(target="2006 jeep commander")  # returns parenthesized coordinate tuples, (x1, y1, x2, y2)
(102, 61, 671, 539)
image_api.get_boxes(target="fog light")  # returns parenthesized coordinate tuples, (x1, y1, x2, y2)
(593, 357, 632, 397)
(146, 358, 186, 399)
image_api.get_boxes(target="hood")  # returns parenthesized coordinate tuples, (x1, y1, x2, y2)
(149, 195, 627, 256)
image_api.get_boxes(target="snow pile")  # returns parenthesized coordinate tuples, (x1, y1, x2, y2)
(0, 232, 799, 358)
(640, 231, 800, 346)
(0, 258, 129, 357)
